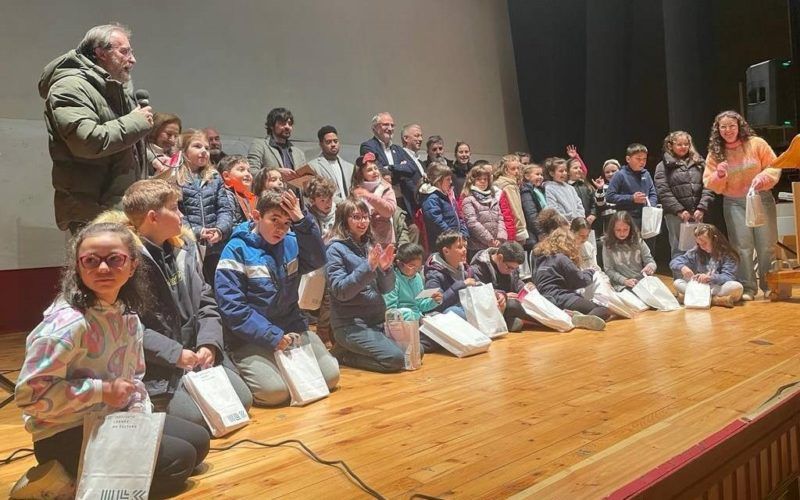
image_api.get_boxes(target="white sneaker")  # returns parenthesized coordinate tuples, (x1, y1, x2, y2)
(9, 460, 75, 500)
(741, 293, 754, 301)
(571, 312, 606, 331)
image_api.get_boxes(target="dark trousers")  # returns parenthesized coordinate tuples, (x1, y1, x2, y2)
(34, 414, 210, 497)
(564, 296, 610, 320)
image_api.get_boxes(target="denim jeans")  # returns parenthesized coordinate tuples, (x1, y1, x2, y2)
(722, 192, 778, 294)
(663, 213, 685, 268)
(333, 322, 407, 373)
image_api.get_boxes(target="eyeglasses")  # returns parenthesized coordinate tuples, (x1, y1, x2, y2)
(78, 253, 131, 270)
(349, 214, 370, 223)
(401, 262, 423, 272)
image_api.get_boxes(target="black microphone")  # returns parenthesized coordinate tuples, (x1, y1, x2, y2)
(134, 89, 150, 107)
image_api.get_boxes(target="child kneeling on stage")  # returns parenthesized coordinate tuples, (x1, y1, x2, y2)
(326, 197, 404, 372)
(215, 189, 340, 406)
(114, 179, 252, 429)
(669, 223, 743, 307)
(15, 222, 209, 498)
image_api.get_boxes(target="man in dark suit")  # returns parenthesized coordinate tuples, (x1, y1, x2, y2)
(392, 123, 428, 217)
(359, 112, 405, 169)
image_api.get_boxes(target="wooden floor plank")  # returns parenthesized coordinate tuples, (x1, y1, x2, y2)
(0, 298, 799, 498)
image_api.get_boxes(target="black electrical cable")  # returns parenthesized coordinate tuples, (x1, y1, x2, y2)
(210, 438, 385, 499)
(0, 448, 34, 466)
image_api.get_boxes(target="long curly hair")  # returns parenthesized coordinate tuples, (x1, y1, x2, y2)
(533, 227, 580, 264)
(707, 110, 757, 162)
(694, 223, 739, 265)
(663, 130, 702, 163)
(60, 222, 150, 314)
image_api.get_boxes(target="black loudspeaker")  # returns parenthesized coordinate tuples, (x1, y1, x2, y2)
(746, 59, 795, 126)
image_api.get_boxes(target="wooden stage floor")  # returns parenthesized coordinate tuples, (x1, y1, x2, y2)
(0, 296, 799, 498)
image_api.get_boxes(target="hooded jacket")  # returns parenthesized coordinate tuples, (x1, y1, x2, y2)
(419, 184, 468, 247)
(39, 49, 150, 230)
(461, 187, 507, 251)
(494, 175, 528, 241)
(138, 238, 227, 396)
(326, 237, 396, 328)
(383, 267, 440, 320)
(654, 152, 715, 216)
(423, 252, 475, 311)
(471, 248, 525, 294)
(215, 217, 326, 350)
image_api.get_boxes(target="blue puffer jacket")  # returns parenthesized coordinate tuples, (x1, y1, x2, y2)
(420, 186, 468, 247)
(179, 175, 235, 254)
(215, 217, 325, 350)
(669, 248, 738, 286)
(423, 252, 475, 312)
(326, 238, 396, 329)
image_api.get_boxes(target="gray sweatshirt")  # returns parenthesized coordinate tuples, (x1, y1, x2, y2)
(602, 239, 656, 290)
(544, 181, 584, 221)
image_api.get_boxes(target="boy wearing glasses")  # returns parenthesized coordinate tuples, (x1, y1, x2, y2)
(215, 189, 339, 406)
(117, 179, 253, 428)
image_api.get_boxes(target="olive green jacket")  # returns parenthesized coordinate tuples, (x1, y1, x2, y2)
(39, 49, 150, 230)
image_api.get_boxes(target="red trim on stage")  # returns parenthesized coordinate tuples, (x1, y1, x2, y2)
(606, 419, 747, 499)
(0, 267, 61, 334)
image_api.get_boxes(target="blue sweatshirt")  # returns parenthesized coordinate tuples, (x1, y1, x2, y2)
(669, 248, 739, 286)
(606, 165, 658, 221)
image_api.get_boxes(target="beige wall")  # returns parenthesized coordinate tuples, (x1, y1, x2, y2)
(0, 0, 524, 269)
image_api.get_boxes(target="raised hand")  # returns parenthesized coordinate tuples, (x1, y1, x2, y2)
(280, 190, 304, 222)
(566, 144, 579, 159)
(379, 243, 396, 270)
(368, 244, 382, 270)
(592, 176, 605, 189)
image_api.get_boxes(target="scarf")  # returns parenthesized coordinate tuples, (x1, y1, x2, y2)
(224, 177, 257, 221)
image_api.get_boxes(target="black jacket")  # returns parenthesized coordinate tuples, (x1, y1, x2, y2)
(654, 152, 715, 216)
(139, 239, 228, 396)
(520, 181, 546, 248)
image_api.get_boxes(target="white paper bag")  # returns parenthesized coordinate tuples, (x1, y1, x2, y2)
(641, 200, 663, 239)
(589, 272, 636, 319)
(459, 284, 509, 338)
(684, 280, 711, 309)
(633, 276, 681, 311)
(619, 288, 651, 312)
(275, 343, 330, 406)
(745, 187, 766, 227)
(298, 267, 326, 310)
(519, 288, 574, 332)
(76, 412, 165, 499)
(678, 222, 699, 251)
(183, 366, 250, 437)
(385, 309, 422, 370)
(419, 312, 492, 357)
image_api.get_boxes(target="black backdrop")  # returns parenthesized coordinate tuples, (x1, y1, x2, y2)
(507, 0, 793, 264)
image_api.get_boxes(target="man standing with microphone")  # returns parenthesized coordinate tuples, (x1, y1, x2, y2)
(39, 23, 153, 234)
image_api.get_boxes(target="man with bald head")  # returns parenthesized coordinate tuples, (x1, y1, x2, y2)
(359, 112, 405, 170)
(203, 127, 227, 166)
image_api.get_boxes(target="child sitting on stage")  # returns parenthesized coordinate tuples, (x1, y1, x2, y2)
(533, 227, 609, 330)
(602, 211, 657, 290)
(424, 230, 478, 320)
(15, 222, 209, 498)
(669, 223, 743, 307)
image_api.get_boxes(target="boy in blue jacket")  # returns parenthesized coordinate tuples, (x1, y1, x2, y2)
(424, 230, 477, 320)
(606, 143, 658, 232)
(215, 189, 339, 406)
